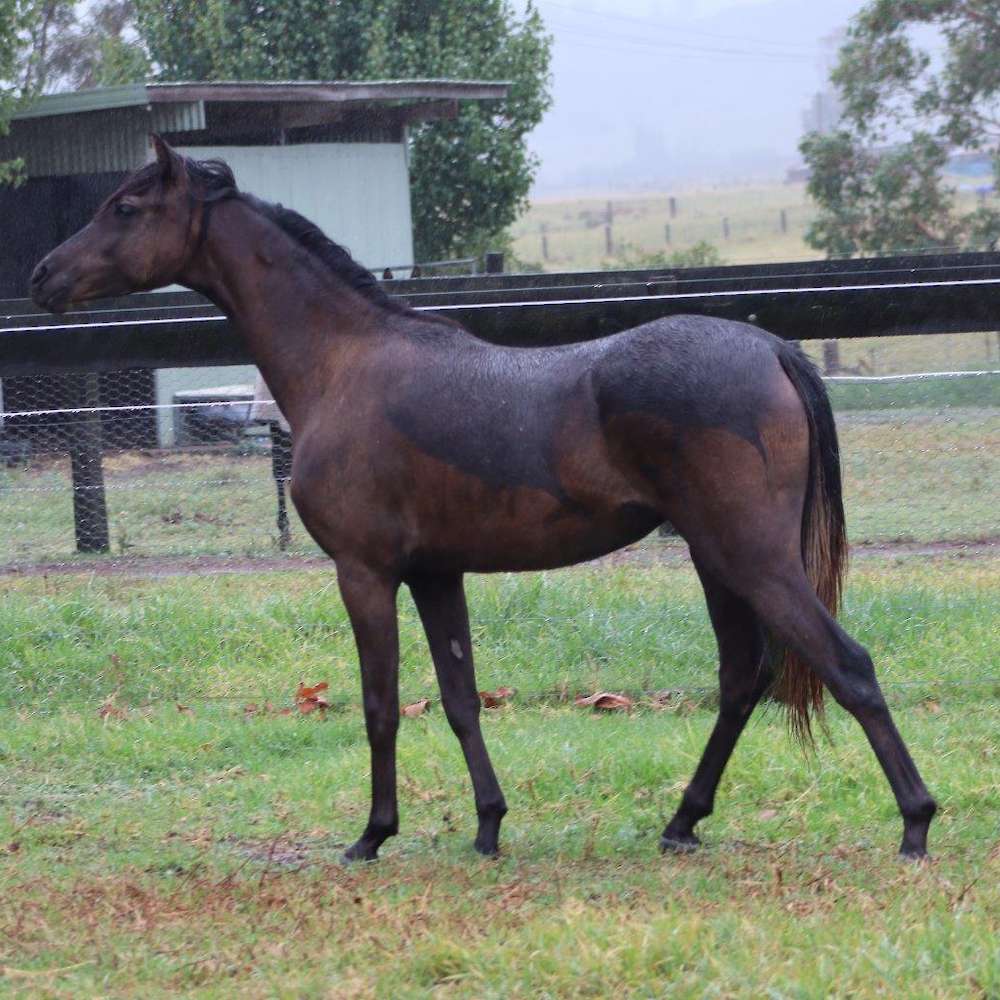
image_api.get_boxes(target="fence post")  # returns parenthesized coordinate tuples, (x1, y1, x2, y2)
(823, 340, 841, 374)
(484, 251, 504, 274)
(69, 371, 109, 553)
(269, 422, 293, 551)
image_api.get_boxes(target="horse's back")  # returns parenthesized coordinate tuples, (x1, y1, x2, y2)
(593, 314, 790, 428)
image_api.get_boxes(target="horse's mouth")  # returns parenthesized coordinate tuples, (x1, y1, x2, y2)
(30, 278, 73, 314)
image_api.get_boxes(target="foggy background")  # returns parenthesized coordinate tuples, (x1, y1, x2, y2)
(527, 0, 867, 195)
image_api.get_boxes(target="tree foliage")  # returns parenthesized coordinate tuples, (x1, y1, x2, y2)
(131, 0, 552, 261)
(610, 240, 724, 270)
(16, 1, 147, 95)
(2, 1, 147, 184)
(801, 0, 1000, 256)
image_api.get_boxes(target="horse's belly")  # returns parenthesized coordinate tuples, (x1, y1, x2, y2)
(409, 490, 663, 573)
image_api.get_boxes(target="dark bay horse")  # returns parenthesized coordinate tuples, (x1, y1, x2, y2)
(30, 137, 936, 861)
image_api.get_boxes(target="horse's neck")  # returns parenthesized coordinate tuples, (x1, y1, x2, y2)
(182, 199, 378, 433)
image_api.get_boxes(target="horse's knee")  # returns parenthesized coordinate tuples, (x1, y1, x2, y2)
(363, 704, 399, 746)
(442, 692, 481, 740)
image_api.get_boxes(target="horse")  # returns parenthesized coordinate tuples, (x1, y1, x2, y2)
(30, 136, 937, 862)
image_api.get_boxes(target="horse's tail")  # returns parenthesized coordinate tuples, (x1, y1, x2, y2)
(773, 341, 848, 744)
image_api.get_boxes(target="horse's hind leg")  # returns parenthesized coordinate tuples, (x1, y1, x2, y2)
(409, 573, 508, 856)
(661, 564, 771, 852)
(743, 570, 937, 857)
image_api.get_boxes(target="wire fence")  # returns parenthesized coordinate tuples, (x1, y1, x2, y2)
(0, 334, 998, 574)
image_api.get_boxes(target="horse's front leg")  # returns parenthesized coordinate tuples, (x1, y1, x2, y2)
(409, 573, 508, 856)
(337, 560, 401, 862)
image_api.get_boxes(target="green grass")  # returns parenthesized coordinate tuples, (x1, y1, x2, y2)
(1, 555, 998, 996)
(1, 556, 997, 710)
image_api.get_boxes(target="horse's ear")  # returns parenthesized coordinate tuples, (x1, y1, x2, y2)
(150, 133, 183, 182)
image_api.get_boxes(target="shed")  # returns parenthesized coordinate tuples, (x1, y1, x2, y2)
(0, 79, 508, 446)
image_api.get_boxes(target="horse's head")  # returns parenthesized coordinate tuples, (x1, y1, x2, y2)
(30, 135, 225, 312)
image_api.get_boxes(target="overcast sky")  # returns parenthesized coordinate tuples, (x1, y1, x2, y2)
(527, 0, 869, 194)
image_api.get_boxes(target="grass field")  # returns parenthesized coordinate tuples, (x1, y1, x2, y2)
(509, 182, 986, 273)
(1, 554, 998, 996)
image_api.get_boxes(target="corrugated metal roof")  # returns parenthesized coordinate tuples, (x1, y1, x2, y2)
(0, 107, 149, 175)
(1, 79, 508, 179)
(13, 80, 510, 121)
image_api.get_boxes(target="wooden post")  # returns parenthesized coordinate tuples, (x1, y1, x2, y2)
(664, 223, 672, 245)
(605, 200, 614, 255)
(269, 422, 293, 551)
(69, 372, 109, 553)
(722, 217, 730, 240)
(484, 251, 504, 274)
(823, 340, 841, 374)
(540, 223, 549, 261)
(780, 208, 788, 234)
(669, 196, 677, 218)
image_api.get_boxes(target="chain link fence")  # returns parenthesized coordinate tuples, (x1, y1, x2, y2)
(1, 332, 997, 574)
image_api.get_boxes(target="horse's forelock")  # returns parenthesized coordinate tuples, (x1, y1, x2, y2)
(101, 155, 238, 213)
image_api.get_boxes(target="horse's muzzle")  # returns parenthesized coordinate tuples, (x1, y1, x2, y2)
(30, 256, 72, 313)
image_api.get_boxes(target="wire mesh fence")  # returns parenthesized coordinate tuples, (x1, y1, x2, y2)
(0, 332, 997, 574)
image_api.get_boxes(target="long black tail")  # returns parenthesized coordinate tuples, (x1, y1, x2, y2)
(774, 341, 848, 743)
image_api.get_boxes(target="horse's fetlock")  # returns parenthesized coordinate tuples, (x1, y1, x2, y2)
(478, 797, 508, 821)
(905, 795, 937, 823)
(680, 790, 712, 822)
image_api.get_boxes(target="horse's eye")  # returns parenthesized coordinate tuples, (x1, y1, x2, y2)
(115, 201, 138, 218)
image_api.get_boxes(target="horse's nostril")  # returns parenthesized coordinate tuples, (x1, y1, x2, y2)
(31, 261, 49, 285)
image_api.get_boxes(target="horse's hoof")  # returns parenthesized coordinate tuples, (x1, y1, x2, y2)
(899, 845, 931, 863)
(660, 832, 701, 854)
(343, 842, 379, 863)
(474, 838, 501, 858)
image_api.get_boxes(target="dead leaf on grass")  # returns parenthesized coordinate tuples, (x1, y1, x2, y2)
(295, 682, 330, 716)
(574, 692, 633, 712)
(176, 703, 194, 716)
(758, 809, 779, 821)
(402, 698, 431, 718)
(97, 695, 128, 721)
(479, 686, 515, 708)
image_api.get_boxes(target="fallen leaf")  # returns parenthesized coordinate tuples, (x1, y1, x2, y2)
(402, 699, 430, 718)
(176, 703, 194, 716)
(921, 699, 942, 715)
(479, 686, 515, 708)
(296, 682, 331, 716)
(758, 808, 779, 821)
(97, 696, 128, 721)
(574, 692, 634, 711)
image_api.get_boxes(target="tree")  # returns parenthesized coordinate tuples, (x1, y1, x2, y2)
(1, 0, 20, 183)
(800, 0, 1000, 257)
(131, 0, 552, 261)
